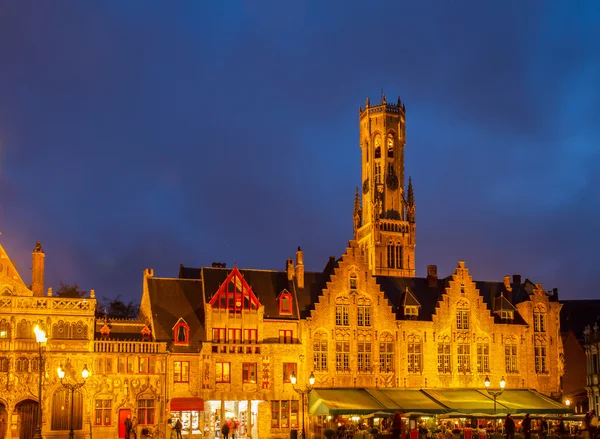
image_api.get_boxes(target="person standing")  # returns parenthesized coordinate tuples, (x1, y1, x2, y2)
(222, 420, 230, 439)
(131, 416, 138, 439)
(505, 414, 515, 439)
(124, 414, 133, 439)
(522, 414, 531, 439)
(174, 418, 183, 439)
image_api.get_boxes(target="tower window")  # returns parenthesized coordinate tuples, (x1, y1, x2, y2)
(374, 136, 381, 159)
(387, 136, 394, 158)
(375, 163, 382, 184)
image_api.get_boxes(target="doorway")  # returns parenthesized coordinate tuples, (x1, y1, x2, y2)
(16, 399, 39, 439)
(0, 403, 7, 439)
(119, 409, 132, 438)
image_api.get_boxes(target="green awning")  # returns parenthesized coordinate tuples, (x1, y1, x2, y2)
(366, 389, 449, 414)
(308, 389, 388, 415)
(493, 390, 572, 415)
(422, 389, 505, 414)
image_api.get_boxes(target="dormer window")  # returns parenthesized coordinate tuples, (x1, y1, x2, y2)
(501, 310, 514, 320)
(279, 291, 293, 315)
(173, 319, 189, 345)
(405, 306, 418, 319)
(141, 325, 151, 341)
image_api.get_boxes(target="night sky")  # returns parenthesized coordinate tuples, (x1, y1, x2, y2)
(1, 2, 599, 303)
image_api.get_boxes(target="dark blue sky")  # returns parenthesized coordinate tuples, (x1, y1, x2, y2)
(1, 1, 599, 302)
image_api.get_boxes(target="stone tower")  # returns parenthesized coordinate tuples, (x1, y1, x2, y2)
(354, 94, 416, 277)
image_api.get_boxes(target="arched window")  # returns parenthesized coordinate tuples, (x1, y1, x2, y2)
(387, 135, 394, 158)
(534, 304, 547, 332)
(0, 357, 8, 372)
(17, 320, 33, 339)
(71, 321, 88, 340)
(379, 333, 394, 372)
(173, 320, 189, 345)
(313, 331, 328, 371)
(15, 357, 29, 372)
(374, 136, 381, 159)
(0, 319, 11, 339)
(52, 320, 70, 340)
(349, 273, 358, 292)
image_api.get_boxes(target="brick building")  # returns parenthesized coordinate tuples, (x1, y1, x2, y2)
(0, 96, 570, 439)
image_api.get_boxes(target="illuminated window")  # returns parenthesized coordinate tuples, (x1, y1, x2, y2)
(357, 297, 371, 326)
(408, 338, 422, 374)
(169, 410, 200, 435)
(477, 343, 489, 373)
(349, 274, 357, 292)
(228, 328, 241, 343)
(501, 310, 514, 320)
(387, 136, 394, 158)
(313, 331, 328, 371)
(387, 242, 403, 269)
(437, 343, 451, 373)
(242, 362, 257, 383)
(271, 400, 299, 430)
(0, 357, 8, 372)
(374, 136, 381, 159)
(244, 328, 257, 343)
(212, 328, 225, 343)
(118, 358, 126, 373)
(379, 333, 394, 372)
(283, 363, 297, 383)
(139, 357, 148, 374)
(94, 399, 112, 426)
(405, 306, 418, 319)
(174, 361, 189, 383)
(216, 362, 230, 383)
(209, 267, 260, 312)
(127, 357, 135, 373)
(457, 342, 471, 373)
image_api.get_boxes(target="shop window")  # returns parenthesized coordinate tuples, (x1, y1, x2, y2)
(169, 410, 200, 435)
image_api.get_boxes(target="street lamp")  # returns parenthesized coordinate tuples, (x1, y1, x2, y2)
(290, 371, 316, 439)
(57, 364, 90, 439)
(484, 376, 506, 414)
(32, 325, 47, 439)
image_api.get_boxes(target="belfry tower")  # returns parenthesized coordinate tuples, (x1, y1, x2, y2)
(353, 94, 416, 277)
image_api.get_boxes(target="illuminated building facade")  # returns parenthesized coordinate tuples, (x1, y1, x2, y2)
(0, 97, 567, 439)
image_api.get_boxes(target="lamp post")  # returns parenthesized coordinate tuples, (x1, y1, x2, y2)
(484, 376, 506, 414)
(57, 364, 90, 439)
(290, 371, 315, 439)
(32, 325, 47, 439)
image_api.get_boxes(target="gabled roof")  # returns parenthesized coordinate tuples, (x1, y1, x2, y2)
(375, 276, 446, 321)
(402, 287, 421, 307)
(146, 277, 205, 353)
(0, 243, 30, 295)
(494, 295, 517, 312)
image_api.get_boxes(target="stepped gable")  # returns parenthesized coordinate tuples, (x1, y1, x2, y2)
(199, 266, 329, 320)
(146, 277, 205, 353)
(561, 299, 600, 339)
(0, 242, 30, 296)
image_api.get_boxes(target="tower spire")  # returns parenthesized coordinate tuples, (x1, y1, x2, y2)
(407, 177, 415, 224)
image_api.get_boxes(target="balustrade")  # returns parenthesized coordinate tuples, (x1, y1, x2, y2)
(94, 340, 167, 353)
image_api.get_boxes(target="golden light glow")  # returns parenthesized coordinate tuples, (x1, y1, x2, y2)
(484, 376, 490, 388)
(57, 365, 65, 379)
(34, 324, 47, 343)
(500, 377, 506, 389)
(308, 371, 315, 386)
(565, 399, 571, 406)
(81, 364, 89, 379)
(290, 372, 297, 385)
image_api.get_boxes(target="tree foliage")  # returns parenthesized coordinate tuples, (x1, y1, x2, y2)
(55, 281, 86, 298)
(99, 295, 139, 320)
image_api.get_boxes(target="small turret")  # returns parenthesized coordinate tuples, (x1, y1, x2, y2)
(406, 177, 415, 223)
(31, 242, 45, 297)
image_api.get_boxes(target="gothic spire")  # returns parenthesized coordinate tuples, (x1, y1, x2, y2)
(407, 177, 415, 206)
(353, 187, 362, 238)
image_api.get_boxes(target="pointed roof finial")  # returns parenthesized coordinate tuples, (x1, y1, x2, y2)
(407, 177, 415, 206)
(354, 187, 361, 214)
(366, 97, 370, 108)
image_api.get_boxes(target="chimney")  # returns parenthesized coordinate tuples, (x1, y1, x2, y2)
(295, 246, 304, 289)
(553, 288, 558, 300)
(503, 275, 513, 303)
(427, 265, 438, 287)
(31, 242, 45, 296)
(286, 258, 294, 281)
(512, 274, 521, 288)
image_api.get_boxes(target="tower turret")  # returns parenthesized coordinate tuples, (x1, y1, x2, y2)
(353, 187, 362, 239)
(355, 95, 416, 277)
(31, 241, 45, 296)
